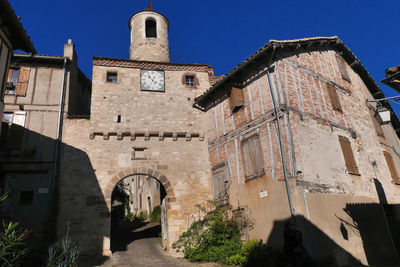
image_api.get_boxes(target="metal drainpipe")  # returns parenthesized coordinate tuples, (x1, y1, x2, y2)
(50, 57, 68, 195)
(265, 45, 296, 221)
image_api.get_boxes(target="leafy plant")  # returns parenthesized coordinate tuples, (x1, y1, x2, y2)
(134, 211, 148, 221)
(5, 82, 15, 91)
(149, 205, 161, 223)
(0, 193, 29, 267)
(174, 201, 248, 265)
(46, 239, 80, 267)
(124, 212, 134, 221)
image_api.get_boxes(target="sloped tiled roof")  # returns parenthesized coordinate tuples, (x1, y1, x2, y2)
(193, 36, 400, 137)
(382, 65, 400, 92)
(0, 0, 35, 53)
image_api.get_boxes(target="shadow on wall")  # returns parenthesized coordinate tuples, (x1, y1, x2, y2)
(56, 133, 110, 265)
(0, 124, 110, 265)
(265, 216, 362, 266)
(264, 180, 400, 266)
(344, 179, 400, 266)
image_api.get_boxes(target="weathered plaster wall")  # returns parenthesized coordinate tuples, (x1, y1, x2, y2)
(206, 47, 400, 265)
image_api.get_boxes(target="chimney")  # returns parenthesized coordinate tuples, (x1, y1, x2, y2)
(64, 38, 77, 63)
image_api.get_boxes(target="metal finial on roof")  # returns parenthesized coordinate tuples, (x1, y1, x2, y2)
(146, 0, 152, 11)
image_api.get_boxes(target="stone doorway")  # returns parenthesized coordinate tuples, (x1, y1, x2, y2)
(110, 174, 167, 253)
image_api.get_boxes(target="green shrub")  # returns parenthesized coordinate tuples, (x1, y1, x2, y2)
(0, 221, 29, 267)
(46, 239, 80, 267)
(133, 210, 148, 221)
(174, 201, 246, 265)
(124, 212, 134, 221)
(0, 193, 29, 267)
(149, 206, 161, 223)
(174, 201, 291, 266)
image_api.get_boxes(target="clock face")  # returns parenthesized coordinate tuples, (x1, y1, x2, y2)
(140, 70, 165, 92)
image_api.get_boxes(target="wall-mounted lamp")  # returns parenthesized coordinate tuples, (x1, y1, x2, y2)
(366, 95, 400, 125)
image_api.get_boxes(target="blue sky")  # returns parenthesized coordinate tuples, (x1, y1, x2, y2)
(9, 0, 400, 111)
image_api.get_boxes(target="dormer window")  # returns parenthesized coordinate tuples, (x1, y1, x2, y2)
(145, 18, 157, 38)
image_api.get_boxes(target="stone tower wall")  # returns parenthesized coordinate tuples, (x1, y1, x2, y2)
(129, 11, 170, 62)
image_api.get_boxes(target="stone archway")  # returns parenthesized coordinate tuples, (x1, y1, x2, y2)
(102, 167, 175, 256)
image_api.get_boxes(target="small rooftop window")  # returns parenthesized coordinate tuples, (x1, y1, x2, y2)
(146, 19, 157, 38)
(107, 72, 117, 83)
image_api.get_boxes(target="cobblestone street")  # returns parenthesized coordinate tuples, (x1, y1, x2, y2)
(78, 221, 220, 267)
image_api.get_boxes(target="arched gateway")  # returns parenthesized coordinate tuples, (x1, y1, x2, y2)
(56, 6, 213, 258)
(102, 167, 175, 256)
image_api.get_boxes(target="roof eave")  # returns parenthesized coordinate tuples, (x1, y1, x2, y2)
(0, 0, 36, 54)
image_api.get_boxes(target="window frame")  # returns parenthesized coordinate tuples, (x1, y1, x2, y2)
(182, 72, 199, 88)
(241, 133, 265, 181)
(106, 72, 118, 83)
(145, 18, 157, 38)
(185, 75, 195, 87)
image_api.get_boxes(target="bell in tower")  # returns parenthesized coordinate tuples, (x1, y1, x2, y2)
(128, 3, 170, 62)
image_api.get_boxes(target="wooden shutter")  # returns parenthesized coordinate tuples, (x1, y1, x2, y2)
(338, 136, 359, 175)
(242, 134, 264, 179)
(212, 163, 227, 202)
(369, 108, 385, 138)
(230, 87, 244, 112)
(16, 67, 30, 96)
(7, 69, 12, 82)
(336, 54, 351, 82)
(326, 83, 342, 111)
(383, 151, 400, 184)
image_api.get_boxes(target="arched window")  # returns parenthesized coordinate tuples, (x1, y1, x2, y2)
(145, 18, 157, 38)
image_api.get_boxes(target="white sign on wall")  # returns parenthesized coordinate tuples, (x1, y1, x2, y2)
(259, 190, 268, 198)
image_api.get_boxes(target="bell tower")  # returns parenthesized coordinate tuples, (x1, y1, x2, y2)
(129, 3, 170, 62)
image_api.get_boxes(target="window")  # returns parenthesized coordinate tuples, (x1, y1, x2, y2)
(326, 83, 342, 111)
(383, 151, 400, 185)
(2, 112, 13, 123)
(212, 163, 228, 203)
(6, 67, 30, 96)
(182, 73, 199, 88)
(338, 135, 360, 175)
(230, 87, 244, 113)
(9, 69, 19, 86)
(145, 18, 157, 38)
(336, 54, 351, 82)
(383, 151, 400, 184)
(19, 191, 33, 205)
(241, 134, 264, 180)
(107, 72, 117, 83)
(186, 76, 195, 87)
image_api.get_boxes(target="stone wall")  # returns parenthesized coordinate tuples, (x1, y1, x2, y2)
(57, 60, 214, 256)
(129, 11, 170, 62)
